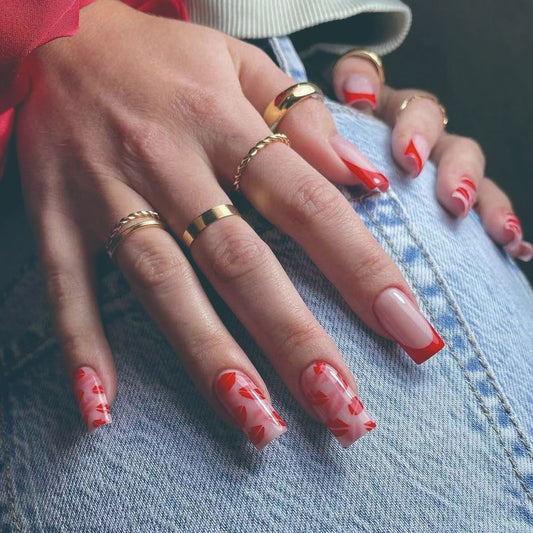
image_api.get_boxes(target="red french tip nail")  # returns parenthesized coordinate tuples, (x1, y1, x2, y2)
(404, 140, 423, 177)
(343, 90, 377, 108)
(396, 324, 445, 365)
(340, 157, 390, 191)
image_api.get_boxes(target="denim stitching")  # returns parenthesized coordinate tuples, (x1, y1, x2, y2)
(358, 196, 533, 505)
(0, 374, 24, 532)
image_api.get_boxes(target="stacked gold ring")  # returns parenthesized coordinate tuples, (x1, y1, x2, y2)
(263, 82, 324, 131)
(106, 210, 167, 259)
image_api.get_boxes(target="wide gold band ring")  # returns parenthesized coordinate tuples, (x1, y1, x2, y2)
(233, 133, 290, 192)
(336, 50, 385, 84)
(263, 82, 324, 131)
(398, 94, 449, 127)
(182, 204, 240, 248)
(106, 210, 167, 259)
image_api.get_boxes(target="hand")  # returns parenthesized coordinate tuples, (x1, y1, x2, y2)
(330, 53, 533, 261)
(16, 0, 444, 448)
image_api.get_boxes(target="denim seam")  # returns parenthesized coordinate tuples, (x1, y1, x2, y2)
(0, 374, 24, 533)
(358, 197, 533, 505)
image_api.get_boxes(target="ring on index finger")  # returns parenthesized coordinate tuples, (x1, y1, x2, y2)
(263, 82, 324, 132)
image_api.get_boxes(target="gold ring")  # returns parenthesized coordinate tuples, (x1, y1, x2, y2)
(336, 50, 385, 85)
(182, 204, 240, 248)
(233, 133, 290, 192)
(263, 82, 324, 131)
(398, 94, 449, 127)
(106, 210, 167, 259)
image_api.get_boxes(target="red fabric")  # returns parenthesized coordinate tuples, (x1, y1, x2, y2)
(0, 0, 188, 176)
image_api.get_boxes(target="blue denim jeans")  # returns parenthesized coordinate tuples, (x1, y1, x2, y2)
(1, 36, 533, 532)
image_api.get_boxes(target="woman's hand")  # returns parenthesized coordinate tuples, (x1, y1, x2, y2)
(17, 0, 445, 448)
(331, 53, 533, 261)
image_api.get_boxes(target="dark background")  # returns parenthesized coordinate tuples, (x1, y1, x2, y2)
(295, 1, 533, 283)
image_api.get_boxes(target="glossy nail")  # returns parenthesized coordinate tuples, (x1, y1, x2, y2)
(215, 370, 287, 450)
(374, 288, 444, 364)
(301, 361, 376, 448)
(329, 134, 389, 191)
(73, 366, 112, 433)
(343, 74, 377, 109)
(502, 212, 533, 261)
(451, 177, 477, 218)
(404, 134, 430, 177)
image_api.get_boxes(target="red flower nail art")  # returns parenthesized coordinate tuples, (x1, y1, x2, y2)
(215, 370, 287, 450)
(74, 366, 112, 433)
(301, 361, 376, 448)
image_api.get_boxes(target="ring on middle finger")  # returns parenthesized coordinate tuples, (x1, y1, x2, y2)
(398, 94, 449, 127)
(182, 204, 241, 248)
(263, 82, 324, 132)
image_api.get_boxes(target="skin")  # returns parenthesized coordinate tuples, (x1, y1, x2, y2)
(15, 0, 530, 433)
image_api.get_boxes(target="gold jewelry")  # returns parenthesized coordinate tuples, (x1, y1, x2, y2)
(106, 217, 167, 259)
(336, 50, 385, 84)
(232, 133, 290, 192)
(182, 204, 240, 248)
(398, 94, 449, 127)
(263, 82, 324, 131)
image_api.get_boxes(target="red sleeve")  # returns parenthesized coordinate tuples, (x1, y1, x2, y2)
(0, 0, 188, 175)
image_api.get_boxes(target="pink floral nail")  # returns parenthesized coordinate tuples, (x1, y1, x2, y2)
(73, 366, 112, 433)
(215, 370, 287, 450)
(300, 361, 376, 448)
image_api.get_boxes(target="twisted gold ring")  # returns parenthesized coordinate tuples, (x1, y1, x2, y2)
(263, 82, 324, 131)
(232, 133, 290, 192)
(398, 94, 449, 127)
(106, 210, 167, 259)
(336, 50, 385, 84)
(182, 204, 240, 248)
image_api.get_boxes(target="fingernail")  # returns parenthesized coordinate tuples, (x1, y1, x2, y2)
(516, 241, 533, 262)
(451, 177, 477, 218)
(73, 366, 112, 433)
(215, 370, 287, 450)
(300, 361, 376, 448)
(503, 212, 527, 257)
(404, 134, 430, 177)
(329, 134, 389, 191)
(374, 288, 444, 364)
(343, 74, 377, 109)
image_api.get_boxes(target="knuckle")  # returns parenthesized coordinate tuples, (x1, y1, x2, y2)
(60, 332, 95, 359)
(130, 243, 186, 292)
(118, 118, 170, 167)
(456, 136, 486, 165)
(45, 269, 83, 310)
(210, 232, 269, 283)
(286, 178, 343, 226)
(275, 321, 326, 357)
(350, 248, 392, 287)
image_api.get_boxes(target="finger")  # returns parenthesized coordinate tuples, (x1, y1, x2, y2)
(104, 184, 289, 451)
(119, 131, 377, 448)
(203, 103, 445, 367)
(475, 178, 533, 261)
(332, 54, 382, 111)
(431, 133, 485, 218)
(231, 38, 390, 191)
(378, 87, 447, 177)
(32, 210, 115, 434)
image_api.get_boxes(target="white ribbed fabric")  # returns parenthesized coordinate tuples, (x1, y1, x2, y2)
(187, 0, 411, 54)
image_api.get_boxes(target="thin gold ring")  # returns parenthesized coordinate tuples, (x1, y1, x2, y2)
(398, 94, 449, 127)
(233, 133, 290, 192)
(106, 219, 167, 259)
(107, 210, 162, 245)
(263, 82, 324, 131)
(182, 204, 240, 248)
(336, 50, 385, 84)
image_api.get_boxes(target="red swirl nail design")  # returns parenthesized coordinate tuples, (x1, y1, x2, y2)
(451, 177, 477, 217)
